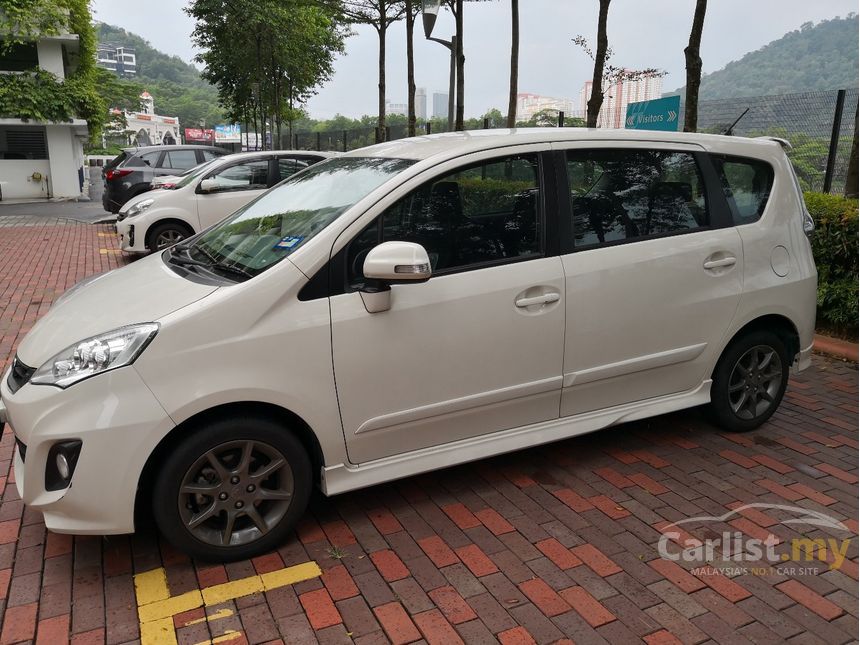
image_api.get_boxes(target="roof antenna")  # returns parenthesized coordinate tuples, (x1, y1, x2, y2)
(722, 108, 750, 136)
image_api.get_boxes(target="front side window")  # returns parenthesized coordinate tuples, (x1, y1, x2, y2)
(166, 150, 198, 170)
(179, 157, 414, 278)
(206, 159, 270, 192)
(347, 154, 542, 287)
(712, 155, 773, 225)
(566, 149, 708, 249)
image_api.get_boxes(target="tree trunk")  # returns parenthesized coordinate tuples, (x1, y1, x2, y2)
(845, 107, 859, 198)
(454, 0, 464, 131)
(406, 0, 416, 137)
(506, 0, 519, 128)
(683, 0, 707, 133)
(586, 0, 611, 128)
(377, 24, 387, 142)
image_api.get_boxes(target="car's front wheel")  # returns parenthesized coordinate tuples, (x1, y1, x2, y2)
(152, 416, 312, 562)
(147, 222, 193, 251)
(709, 330, 790, 432)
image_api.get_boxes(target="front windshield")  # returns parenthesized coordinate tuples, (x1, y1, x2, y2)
(182, 157, 414, 277)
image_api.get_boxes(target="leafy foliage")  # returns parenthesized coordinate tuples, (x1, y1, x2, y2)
(187, 0, 347, 144)
(675, 15, 859, 99)
(805, 192, 858, 333)
(0, 0, 103, 140)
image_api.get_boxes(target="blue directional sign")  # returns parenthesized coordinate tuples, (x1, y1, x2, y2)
(625, 95, 681, 131)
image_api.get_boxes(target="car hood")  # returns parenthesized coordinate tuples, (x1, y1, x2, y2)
(15, 253, 219, 368)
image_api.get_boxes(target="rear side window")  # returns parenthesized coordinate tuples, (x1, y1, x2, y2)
(138, 151, 162, 168)
(712, 155, 773, 225)
(166, 150, 198, 170)
(566, 149, 708, 249)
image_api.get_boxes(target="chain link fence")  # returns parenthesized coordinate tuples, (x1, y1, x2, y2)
(274, 87, 858, 194)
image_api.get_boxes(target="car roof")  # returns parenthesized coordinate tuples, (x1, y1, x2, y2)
(340, 128, 786, 162)
(204, 149, 337, 164)
(122, 144, 225, 154)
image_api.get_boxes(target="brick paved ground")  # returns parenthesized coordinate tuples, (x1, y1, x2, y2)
(0, 218, 857, 644)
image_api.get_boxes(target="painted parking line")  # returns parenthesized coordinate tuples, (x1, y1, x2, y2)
(99, 248, 122, 254)
(134, 561, 322, 645)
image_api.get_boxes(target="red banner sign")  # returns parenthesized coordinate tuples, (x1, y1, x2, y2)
(184, 128, 214, 142)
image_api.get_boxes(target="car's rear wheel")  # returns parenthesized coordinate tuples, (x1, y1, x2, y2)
(152, 416, 312, 562)
(147, 222, 193, 251)
(709, 330, 789, 432)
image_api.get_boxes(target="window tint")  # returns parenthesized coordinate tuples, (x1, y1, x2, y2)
(347, 154, 542, 288)
(166, 150, 199, 170)
(566, 149, 708, 248)
(712, 155, 773, 225)
(201, 150, 221, 161)
(207, 159, 269, 191)
(278, 158, 311, 181)
(138, 151, 161, 167)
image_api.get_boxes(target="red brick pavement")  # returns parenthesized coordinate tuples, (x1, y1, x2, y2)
(0, 219, 857, 644)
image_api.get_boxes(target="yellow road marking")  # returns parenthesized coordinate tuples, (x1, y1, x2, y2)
(183, 608, 233, 627)
(99, 248, 122, 254)
(134, 561, 322, 645)
(97, 232, 114, 237)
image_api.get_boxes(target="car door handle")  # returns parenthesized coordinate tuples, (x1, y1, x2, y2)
(703, 256, 737, 270)
(515, 293, 560, 308)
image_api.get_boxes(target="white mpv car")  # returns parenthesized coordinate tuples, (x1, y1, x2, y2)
(0, 130, 816, 561)
(116, 150, 332, 252)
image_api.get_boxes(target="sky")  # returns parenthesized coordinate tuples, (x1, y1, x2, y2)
(90, 0, 857, 120)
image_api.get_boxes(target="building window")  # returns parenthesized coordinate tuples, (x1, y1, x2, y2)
(1, 127, 48, 160)
(0, 42, 39, 72)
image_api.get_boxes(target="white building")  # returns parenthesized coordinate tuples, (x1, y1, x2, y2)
(96, 42, 137, 78)
(516, 93, 577, 122)
(415, 87, 427, 120)
(108, 91, 180, 147)
(0, 30, 88, 200)
(579, 74, 664, 129)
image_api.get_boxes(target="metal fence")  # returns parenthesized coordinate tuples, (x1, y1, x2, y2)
(277, 87, 858, 195)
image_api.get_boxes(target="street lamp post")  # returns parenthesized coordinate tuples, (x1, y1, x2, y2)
(422, 0, 455, 131)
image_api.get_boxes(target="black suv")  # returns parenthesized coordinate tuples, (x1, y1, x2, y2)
(102, 145, 228, 213)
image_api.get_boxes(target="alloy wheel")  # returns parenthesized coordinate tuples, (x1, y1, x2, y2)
(177, 440, 294, 547)
(155, 229, 185, 249)
(727, 345, 783, 421)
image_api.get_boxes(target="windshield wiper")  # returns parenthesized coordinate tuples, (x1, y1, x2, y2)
(170, 244, 254, 280)
(209, 262, 254, 280)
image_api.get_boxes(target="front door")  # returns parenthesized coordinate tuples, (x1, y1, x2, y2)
(556, 143, 744, 416)
(330, 149, 566, 464)
(196, 157, 271, 229)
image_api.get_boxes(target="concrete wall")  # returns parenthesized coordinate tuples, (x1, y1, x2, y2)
(36, 40, 65, 79)
(0, 160, 51, 199)
(46, 125, 84, 198)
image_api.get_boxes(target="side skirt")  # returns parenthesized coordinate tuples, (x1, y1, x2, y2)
(321, 380, 712, 496)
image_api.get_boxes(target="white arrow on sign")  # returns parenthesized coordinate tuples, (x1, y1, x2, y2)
(626, 115, 635, 127)
(668, 110, 677, 122)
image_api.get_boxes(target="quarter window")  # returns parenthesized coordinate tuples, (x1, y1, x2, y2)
(712, 155, 773, 225)
(138, 151, 162, 167)
(347, 154, 542, 287)
(566, 149, 708, 248)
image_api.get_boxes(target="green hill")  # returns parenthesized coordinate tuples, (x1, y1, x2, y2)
(95, 22, 225, 127)
(675, 15, 859, 98)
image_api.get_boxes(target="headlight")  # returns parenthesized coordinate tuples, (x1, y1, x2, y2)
(30, 323, 159, 388)
(126, 198, 155, 217)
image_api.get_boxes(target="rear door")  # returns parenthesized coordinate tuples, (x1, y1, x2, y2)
(554, 142, 743, 416)
(195, 157, 271, 229)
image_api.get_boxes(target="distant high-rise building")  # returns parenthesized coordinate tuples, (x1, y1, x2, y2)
(96, 43, 137, 78)
(416, 87, 427, 120)
(432, 92, 448, 119)
(579, 73, 664, 128)
(387, 101, 408, 116)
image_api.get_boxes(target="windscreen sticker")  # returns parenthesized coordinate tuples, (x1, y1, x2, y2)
(273, 235, 304, 251)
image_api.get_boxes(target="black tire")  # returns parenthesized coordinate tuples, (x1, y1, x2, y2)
(709, 330, 790, 433)
(146, 221, 193, 251)
(152, 416, 312, 562)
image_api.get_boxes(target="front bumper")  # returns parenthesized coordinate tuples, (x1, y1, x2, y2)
(1, 365, 174, 534)
(793, 340, 814, 374)
(116, 218, 147, 253)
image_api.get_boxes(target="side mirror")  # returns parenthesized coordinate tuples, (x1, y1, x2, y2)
(363, 241, 432, 282)
(199, 178, 219, 193)
(360, 241, 431, 313)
